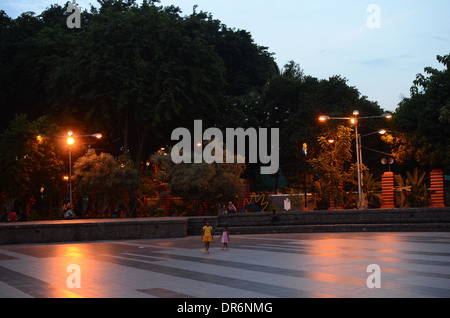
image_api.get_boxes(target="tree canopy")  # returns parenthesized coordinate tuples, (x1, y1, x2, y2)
(73, 149, 139, 216)
(0, 1, 279, 169)
(151, 147, 246, 214)
(384, 54, 450, 172)
(0, 114, 64, 215)
(1, 1, 446, 217)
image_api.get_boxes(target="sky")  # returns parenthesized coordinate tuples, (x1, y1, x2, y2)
(1, 0, 449, 112)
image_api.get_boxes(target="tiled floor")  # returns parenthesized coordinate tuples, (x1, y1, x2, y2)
(0, 232, 450, 298)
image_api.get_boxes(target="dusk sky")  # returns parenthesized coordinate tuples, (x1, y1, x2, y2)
(2, 0, 449, 112)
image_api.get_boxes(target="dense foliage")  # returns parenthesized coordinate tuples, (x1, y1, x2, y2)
(0, 0, 447, 216)
(383, 54, 450, 171)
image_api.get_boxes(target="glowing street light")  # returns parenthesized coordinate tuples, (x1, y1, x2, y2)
(357, 129, 388, 186)
(67, 132, 74, 210)
(67, 137, 75, 145)
(360, 129, 387, 139)
(318, 111, 392, 209)
(35, 130, 102, 215)
(65, 131, 102, 212)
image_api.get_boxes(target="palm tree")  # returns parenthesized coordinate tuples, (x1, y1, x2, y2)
(361, 172, 381, 208)
(394, 168, 428, 207)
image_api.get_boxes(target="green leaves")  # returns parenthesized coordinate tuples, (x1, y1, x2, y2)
(72, 149, 139, 216)
(308, 125, 354, 204)
(0, 114, 63, 208)
(393, 54, 450, 169)
(151, 146, 245, 214)
(394, 168, 428, 207)
(73, 149, 138, 194)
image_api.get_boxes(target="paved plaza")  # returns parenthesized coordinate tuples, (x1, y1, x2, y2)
(0, 232, 450, 298)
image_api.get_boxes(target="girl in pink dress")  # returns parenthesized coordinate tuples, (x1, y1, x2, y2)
(219, 226, 230, 250)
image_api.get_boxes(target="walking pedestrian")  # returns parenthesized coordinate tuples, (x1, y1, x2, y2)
(202, 220, 213, 253)
(219, 226, 230, 250)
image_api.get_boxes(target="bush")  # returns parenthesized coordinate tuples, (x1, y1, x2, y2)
(28, 210, 40, 221)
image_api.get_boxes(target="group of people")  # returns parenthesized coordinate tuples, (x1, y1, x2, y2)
(4, 210, 18, 222)
(203, 201, 236, 252)
(1, 209, 26, 222)
(203, 201, 281, 252)
(1, 203, 75, 222)
(218, 201, 237, 214)
(202, 220, 229, 253)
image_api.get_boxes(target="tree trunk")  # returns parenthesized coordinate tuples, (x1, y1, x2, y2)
(123, 108, 128, 154)
(25, 195, 35, 218)
(128, 188, 137, 217)
(87, 188, 95, 215)
(134, 129, 149, 169)
(98, 190, 109, 217)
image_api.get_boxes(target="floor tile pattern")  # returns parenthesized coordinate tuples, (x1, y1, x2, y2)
(1, 232, 449, 298)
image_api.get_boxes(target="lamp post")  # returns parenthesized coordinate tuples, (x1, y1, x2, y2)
(302, 143, 308, 209)
(65, 131, 102, 211)
(358, 129, 387, 168)
(356, 129, 387, 209)
(67, 131, 74, 210)
(36, 131, 102, 214)
(319, 111, 391, 209)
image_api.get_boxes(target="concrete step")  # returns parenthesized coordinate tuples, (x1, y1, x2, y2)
(186, 208, 450, 235)
(218, 223, 450, 235)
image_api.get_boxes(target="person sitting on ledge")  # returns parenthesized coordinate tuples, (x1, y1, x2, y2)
(8, 211, 17, 222)
(64, 203, 76, 220)
(269, 211, 280, 225)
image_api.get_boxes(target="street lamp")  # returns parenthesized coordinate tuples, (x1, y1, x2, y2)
(67, 132, 74, 211)
(358, 129, 387, 166)
(36, 131, 102, 214)
(318, 111, 392, 209)
(65, 131, 102, 211)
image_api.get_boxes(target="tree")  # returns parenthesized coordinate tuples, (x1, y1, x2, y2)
(45, 2, 229, 168)
(308, 125, 354, 209)
(151, 146, 245, 214)
(211, 23, 278, 96)
(73, 149, 139, 216)
(253, 61, 386, 188)
(0, 114, 64, 216)
(439, 102, 450, 123)
(387, 54, 450, 171)
(136, 169, 161, 216)
(394, 168, 428, 207)
(1, 1, 279, 175)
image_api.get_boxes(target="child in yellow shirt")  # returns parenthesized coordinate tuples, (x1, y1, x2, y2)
(202, 220, 213, 252)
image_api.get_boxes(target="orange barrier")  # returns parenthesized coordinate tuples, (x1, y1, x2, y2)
(381, 172, 395, 209)
(430, 169, 445, 208)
